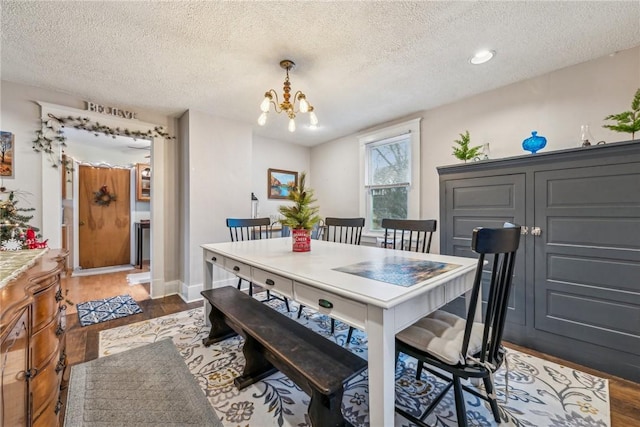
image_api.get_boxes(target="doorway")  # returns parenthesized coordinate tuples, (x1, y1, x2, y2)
(38, 101, 167, 299)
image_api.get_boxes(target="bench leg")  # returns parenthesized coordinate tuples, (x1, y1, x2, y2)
(234, 334, 277, 390)
(308, 387, 348, 427)
(202, 305, 237, 347)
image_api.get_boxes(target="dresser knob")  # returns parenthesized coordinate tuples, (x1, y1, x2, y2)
(318, 299, 333, 309)
(265, 279, 275, 286)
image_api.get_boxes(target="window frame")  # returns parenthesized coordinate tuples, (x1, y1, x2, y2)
(358, 118, 421, 237)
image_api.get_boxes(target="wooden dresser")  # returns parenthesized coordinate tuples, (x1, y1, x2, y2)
(0, 249, 69, 427)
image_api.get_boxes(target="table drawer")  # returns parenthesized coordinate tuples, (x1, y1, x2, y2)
(294, 283, 366, 330)
(206, 251, 225, 269)
(252, 269, 293, 298)
(224, 258, 251, 280)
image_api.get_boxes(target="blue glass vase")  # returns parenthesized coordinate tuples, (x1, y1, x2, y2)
(522, 131, 547, 154)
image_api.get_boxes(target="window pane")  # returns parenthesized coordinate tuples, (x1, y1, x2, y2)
(370, 186, 408, 230)
(368, 138, 410, 185)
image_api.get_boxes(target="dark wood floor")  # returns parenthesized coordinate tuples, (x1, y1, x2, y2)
(62, 272, 640, 426)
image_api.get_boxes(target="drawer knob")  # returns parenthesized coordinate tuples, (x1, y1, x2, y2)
(318, 299, 333, 309)
(211, 256, 217, 262)
(233, 266, 240, 272)
(265, 279, 275, 286)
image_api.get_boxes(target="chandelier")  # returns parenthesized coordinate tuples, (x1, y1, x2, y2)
(258, 59, 318, 132)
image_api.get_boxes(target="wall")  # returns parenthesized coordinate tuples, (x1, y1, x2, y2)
(251, 135, 311, 221)
(311, 46, 640, 252)
(179, 109, 253, 300)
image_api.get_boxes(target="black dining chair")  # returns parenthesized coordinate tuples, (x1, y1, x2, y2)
(380, 218, 437, 252)
(297, 217, 365, 335)
(394, 224, 521, 427)
(226, 217, 290, 311)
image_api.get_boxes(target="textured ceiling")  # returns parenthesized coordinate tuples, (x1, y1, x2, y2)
(2, 1, 640, 146)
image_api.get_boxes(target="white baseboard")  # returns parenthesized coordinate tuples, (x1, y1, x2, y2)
(178, 277, 238, 303)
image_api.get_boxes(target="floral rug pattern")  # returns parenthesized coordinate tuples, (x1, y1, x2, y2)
(99, 293, 610, 427)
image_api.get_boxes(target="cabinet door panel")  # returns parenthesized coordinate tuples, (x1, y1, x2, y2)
(443, 174, 526, 326)
(534, 163, 640, 355)
(0, 308, 29, 427)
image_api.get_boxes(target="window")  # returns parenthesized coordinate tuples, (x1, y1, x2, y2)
(359, 118, 421, 234)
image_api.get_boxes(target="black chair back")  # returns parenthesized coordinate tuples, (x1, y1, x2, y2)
(380, 218, 437, 253)
(226, 217, 272, 241)
(323, 217, 365, 245)
(462, 225, 521, 367)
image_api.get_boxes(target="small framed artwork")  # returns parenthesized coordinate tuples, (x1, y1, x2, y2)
(268, 168, 298, 199)
(0, 131, 14, 178)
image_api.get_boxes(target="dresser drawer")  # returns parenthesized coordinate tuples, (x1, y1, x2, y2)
(32, 394, 62, 427)
(32, 279, 62, 331)
(206, 251, 225, 269)
(252, 269, 293, 298)
(31, 349, 64, 420)
(31, 310, 65, 370)
(294, 283, 366, 330)
(224, 258, 251, 280)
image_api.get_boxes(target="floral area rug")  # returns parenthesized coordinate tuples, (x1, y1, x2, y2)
(99, 293, 610, 427)
(76, 294, 142, 327)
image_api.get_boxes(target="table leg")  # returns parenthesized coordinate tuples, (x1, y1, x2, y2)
(366, 306, 395, 427)
(136, 224, 143, 268)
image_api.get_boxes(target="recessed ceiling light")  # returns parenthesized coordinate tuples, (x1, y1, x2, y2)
(470, 50, 495, 65)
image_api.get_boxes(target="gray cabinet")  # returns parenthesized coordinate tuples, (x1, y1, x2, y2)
(438, 140, 640, 382)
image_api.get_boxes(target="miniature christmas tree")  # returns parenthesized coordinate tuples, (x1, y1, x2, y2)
(452, 130, 482, 162)
(278, 172, 321, 231)
(0, 189, 47, 250)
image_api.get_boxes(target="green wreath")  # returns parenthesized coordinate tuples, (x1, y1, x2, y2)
(94, 185, 117, 207)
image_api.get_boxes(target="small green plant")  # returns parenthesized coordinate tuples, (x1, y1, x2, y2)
(603, 88, 640, 140)
(452, 130, 482, 162)
(278, 172, 321, 230)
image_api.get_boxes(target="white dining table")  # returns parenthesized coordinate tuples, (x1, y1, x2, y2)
(201, 238, 477, 426)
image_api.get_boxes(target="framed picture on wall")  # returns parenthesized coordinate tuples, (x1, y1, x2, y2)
(268, 168, 298, 199)
(0, 131, 14, 178)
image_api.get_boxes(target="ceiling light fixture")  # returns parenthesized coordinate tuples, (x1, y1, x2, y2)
(469, 49, 495, 65)
(258, 59, 318, 132)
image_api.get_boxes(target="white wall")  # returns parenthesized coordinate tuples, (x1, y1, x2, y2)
(251, 135, 311, 220)
(180, 110, 253, 298)
(311, 46, 640, 252)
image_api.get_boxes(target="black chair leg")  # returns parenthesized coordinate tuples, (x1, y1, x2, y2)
(266, 289, 271, 300)
(330, 318, 335, 335)
(346, 326, 354, 345)
(297, 305, 304, 319)
(284, 297, 290, 312)
(249, 282, 253, 297)
(415, 362, 424, 380)
(452, 376, 468, 427)
(483, 376, 501, 422)
(237, 277, 242, 290)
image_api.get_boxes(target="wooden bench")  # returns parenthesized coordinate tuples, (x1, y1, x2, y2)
(201, 286, 368, 427)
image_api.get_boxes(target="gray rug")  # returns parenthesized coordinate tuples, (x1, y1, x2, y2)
(64, 339, 223, 427)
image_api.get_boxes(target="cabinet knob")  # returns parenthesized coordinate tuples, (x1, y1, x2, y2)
(531, 227, 542, 236)
(520, 226, 529, 235)
(265, 279, 275, 286)
(233, 266, 240, 272)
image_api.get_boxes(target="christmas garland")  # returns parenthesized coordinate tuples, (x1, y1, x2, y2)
(32, 113, 175, 170)
(93, 185, 117, 207)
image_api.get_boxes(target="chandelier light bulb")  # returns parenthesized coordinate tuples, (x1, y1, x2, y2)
(299, 96, 309, 113)
(260, 96, 271, 112)
(309, 111, 318, 126)
(258, 112, 268, 126)
(288, 118, 296, 132)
